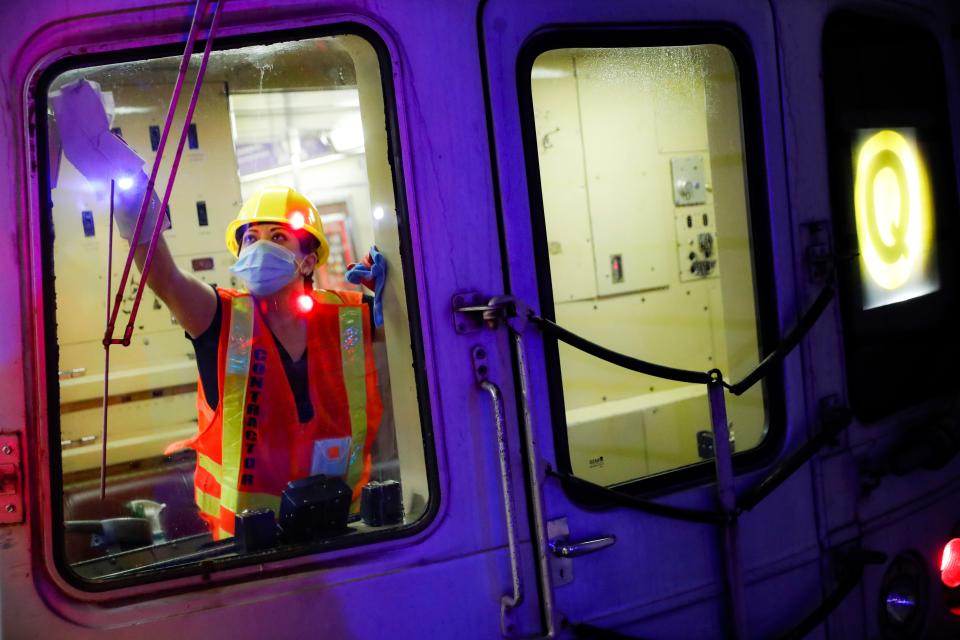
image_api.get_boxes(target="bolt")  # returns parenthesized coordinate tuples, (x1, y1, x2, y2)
(1, 445, 11, 455)
(5, 504, 15, 513)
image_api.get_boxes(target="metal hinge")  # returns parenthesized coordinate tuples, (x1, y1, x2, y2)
(0, 433, 23, 524)
(61, 434, 99, 450)
(801, 221, 834, 284)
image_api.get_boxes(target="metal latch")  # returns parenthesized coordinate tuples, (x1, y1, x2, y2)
(453, 292, 531, 334)
(549, 534, 616, 558)
(0, 433, 23, 524)
(546, 518, 616, 587)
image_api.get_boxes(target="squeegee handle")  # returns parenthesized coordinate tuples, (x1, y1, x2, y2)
(123, 0, 224, 338)
(105, 0, 212, 343)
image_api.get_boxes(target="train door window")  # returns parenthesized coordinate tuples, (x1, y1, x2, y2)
(823, 12, 960, 422)
(526, 42, 772, 487)
(41, 31, 433, 587)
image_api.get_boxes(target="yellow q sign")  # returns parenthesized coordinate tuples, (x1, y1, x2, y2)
(853, 129, 932, 293)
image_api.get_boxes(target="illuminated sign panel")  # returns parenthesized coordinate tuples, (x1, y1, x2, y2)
(853, 128, 938, 309)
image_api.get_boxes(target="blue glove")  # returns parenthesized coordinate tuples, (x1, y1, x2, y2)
(346, 246, 387, 328)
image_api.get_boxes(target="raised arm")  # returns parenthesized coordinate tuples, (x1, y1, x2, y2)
(131, 235, 217, 339)
(50, 78, 216, 338)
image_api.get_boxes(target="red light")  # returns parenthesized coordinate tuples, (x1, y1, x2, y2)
(941, 538, 960, 588)
(289, 211, 305, 230)
(296, 294, 314, 313)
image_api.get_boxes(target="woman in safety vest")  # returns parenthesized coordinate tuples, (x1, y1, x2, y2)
(51, 79, 385, 540)
(162, 187, 386, 539)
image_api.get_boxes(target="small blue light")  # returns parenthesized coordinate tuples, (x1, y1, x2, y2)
(886, 594, 915, 608)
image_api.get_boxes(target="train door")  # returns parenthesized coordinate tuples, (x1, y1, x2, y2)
(773, 3, 960, 638)
(2, 2, 550, 637)
(478, 1, 824, 637)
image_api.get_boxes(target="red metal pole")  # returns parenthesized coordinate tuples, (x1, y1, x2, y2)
(104, 0, 211, 345)
(100, 179, 116, 499)
(124, 0, 224, 341)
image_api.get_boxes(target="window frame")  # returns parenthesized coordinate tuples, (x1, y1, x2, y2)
(35, 22, 440, 593)
(514, 25, 785, 499)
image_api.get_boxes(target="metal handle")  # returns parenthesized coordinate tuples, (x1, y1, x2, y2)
(474, 340, 556, 639)
(548, 534, 616, 558)
(479, 378, 524, 634)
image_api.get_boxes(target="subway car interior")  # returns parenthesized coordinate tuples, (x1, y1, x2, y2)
(1, 0, 960, 638)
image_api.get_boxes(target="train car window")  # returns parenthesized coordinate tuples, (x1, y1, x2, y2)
(41, 32, 433, 587)
(526, 44, 768, 486)
(823, 12, 960, 422)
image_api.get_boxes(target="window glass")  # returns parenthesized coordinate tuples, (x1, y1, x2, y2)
(47, 34, 430, 583)
(530, 45, 765, 485)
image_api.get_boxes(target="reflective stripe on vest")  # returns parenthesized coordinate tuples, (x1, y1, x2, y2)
(220, 294, 255, 531)
(339, 305, 368, 493)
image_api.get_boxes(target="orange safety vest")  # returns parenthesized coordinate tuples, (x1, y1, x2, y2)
(165, 288, 382, 539)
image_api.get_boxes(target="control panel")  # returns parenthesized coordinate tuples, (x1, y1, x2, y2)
(675, 208, 719, 282)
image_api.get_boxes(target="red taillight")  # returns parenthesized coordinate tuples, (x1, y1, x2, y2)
(940, 538, 960, 588)
(296, 294, 314, 313)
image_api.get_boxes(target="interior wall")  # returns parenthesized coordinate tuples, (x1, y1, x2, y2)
(532, 46, 765, 484)
(703, 46, 765, 452)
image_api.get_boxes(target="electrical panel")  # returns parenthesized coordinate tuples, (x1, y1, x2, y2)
(675, 208, 719, 282)
(51, 80, 242, 470)
(670, 155, 707, 206)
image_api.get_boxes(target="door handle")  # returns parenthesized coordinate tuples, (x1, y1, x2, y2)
(477, 375, 524, 632)
(548, 535, 616, 558)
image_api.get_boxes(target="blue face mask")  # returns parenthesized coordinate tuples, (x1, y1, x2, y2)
(229, 240, 302, 296)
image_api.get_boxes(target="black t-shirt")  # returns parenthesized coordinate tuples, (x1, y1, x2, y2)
(188, 287, 373, 423)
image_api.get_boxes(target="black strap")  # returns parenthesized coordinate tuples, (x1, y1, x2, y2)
(775, 550, 886, 640)
(548, 469, 726, 525)
(528, 282, 834, 394)
(572, 623, 651, 640)
(552, 400, 852, 522)
(736, 401, 852, 512)
(565, 550, 885, 640)
(532, 316, 712, 385)
(726, 285, 835, 396)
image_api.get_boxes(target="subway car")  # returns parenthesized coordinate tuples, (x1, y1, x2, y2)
(1, 0, 959, 637)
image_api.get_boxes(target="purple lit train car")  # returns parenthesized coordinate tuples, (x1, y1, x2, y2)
(1, 0, 959, 638)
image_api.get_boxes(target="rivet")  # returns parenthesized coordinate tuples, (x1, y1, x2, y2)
(1, 445, 11, 455)
(5, 504, 15, 513)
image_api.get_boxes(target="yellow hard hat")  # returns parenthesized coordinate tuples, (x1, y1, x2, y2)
(225, 186, 329, 265)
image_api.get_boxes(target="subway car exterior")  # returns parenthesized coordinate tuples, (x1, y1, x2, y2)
(1, 0, 960, 638)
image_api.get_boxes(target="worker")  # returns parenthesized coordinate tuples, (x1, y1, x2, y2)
(51, 79, 386, 540)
